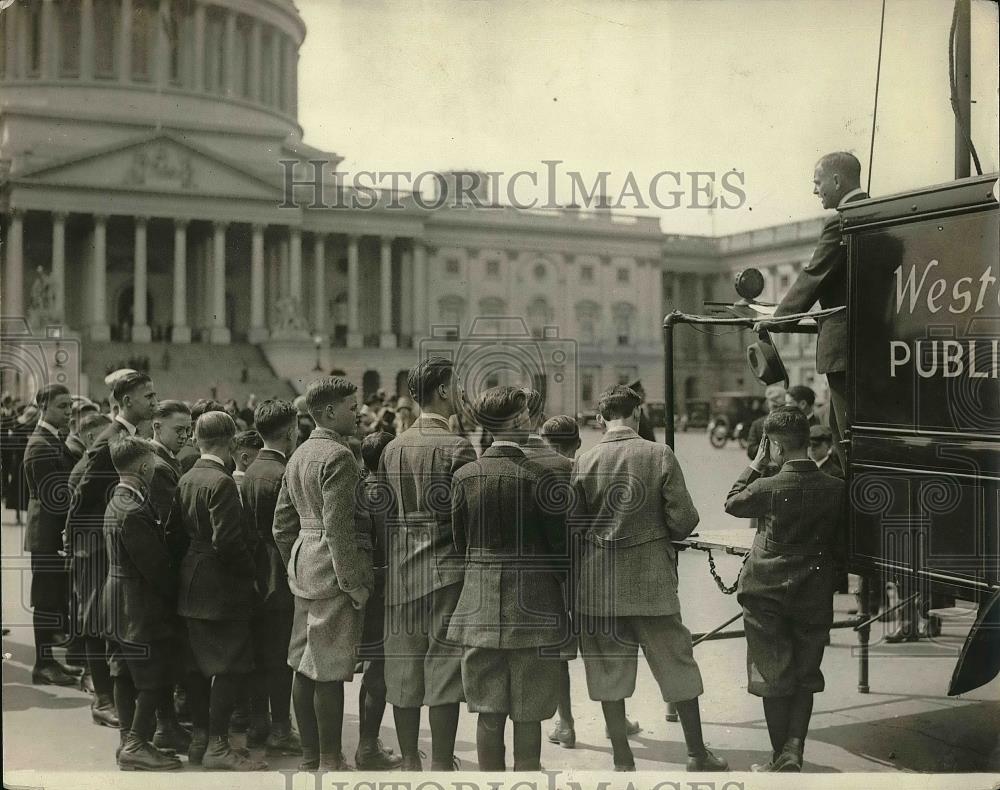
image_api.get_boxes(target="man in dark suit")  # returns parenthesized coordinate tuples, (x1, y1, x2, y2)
(22, 384, 79, 686)
(378, 357, 477, 771)
(66, 412, 110, 464)
(146, 399, 193, 753)
(449, 387, 569, 771)
(628, 379, 657, 443)
(785, 385, 820, 428)
(65, 399, 100, 461)
(725, 408, 845, 772)
(746, 385, 787, 462)
(67, 371, 157, 726)
(573, 385, 727, 772)
(243, 399, 301, 755)
(273, 378, 372, 771)
(102, 436, 182, 771)
(173, 411, 265, 771)
(807, 425, 843, 479)
(764, 152, 868, 470)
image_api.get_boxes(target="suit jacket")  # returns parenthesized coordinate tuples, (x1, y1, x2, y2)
(148, 442, 181, 529)
(571, 427, 699, 617)
(272, 428, 373, 600)
(447, 445, 568, 649)
(815, 452, 844, 480)
(377, 414, 477, 605)
(101, 485, 176, 643)
(244, 448, 293, 611)
(23, 425, 75, 553)
(637, 407, 657, 442)
(361, 472, 389, 592)
(725, 459, 844, 607)
(772, 191, 868, 374)
(173, 458, 256, 620)
(66, 419, 133, 634)
(65, 434, 87, 463)
(176, 444, 200, 475)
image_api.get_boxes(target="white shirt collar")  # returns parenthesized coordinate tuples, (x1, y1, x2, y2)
(37, 419, 60, 438)
(115, 414, 138, 436)
(233, 469, 245, 480)
(605, 425, 634, 432)
(417, 411, 449, 424)
(151, 438, 175, 459)
(490, 440, 521, 449)
(838, 187, 866, 208)
(262, 446, 287, 460)
(200, 452, 227, 469)
(816, 455, 831, 468)
(527, 433, 542, 442)
(118, 482, 145, 502)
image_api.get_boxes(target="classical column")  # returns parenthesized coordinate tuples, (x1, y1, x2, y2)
(379, 236, 395, 348)
(400, 248, 413, 342)
(288, 228, 302, 303)
(193, 0, 205, 91)
(271, 31, 282, 108)
(249, 19, 262, 103)
(224, 9, 236, 97)
(130, 217, 151, 342)
(171, 220, 191, 343)
(156, 0, 171, 86)
(313, 233, 326, 336)
(248, 223, 268, 342)
(346, 234, 361, 348)
(50, 212, 66, 324)
(119, 0, 132, 83)
(209, 222, 230, 343)
(284, 37, 296, 114)
(4, 0, 18, 78)
(412, 241, 428, 342)
(90, 215, 110, 341)
(80, 0, 95, 80)
(40, 0, 56, 79)
(3, 210, 24, 321)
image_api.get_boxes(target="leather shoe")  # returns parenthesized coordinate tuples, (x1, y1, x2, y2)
(92, 696, 120, 728)
(188, 728, 209, 765)
(266, 721, 303, 754)
(203, 735, 268, 770)
(153, 719, 191, 754)
(319, 753, 354, 771)
(118, 736, 182, 771)
(686, 748, 729, 772)
(605, 718, 642, 739)
(547, 722, 576, 749)
(247, 713, 270, 747)
(32, 663, 80, 686)
(430, 755, 461, 771)
(79, 670, 96, 695)
(399, 753, 423, 771)
(356, 738, 403, 770)
(752, 738, 803, 772)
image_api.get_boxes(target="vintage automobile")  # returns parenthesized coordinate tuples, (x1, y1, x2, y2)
(707, 391, 767, 448)
(679, 398, 711, 432)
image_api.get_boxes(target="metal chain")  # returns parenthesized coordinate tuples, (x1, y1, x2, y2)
(706, 549, 747, 595)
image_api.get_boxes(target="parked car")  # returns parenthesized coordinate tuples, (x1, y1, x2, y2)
(679, 399, 710, 432)
(707, 391, 767, 449)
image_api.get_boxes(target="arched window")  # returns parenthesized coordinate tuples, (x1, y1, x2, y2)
(438, 296, 465, 340)
(612, 302, 635, 347)
(93, 0, 118, 78)
(526, 297, 553, 338)
(57, 0, 81, 77)
(575, 301, 601, 346)
(477, 297, 506, 338)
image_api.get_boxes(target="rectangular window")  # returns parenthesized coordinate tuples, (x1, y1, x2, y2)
(260, 29, 273, 104)
(617, 267, 630, 284)
(93, 0, 118, 78)
(277, 36, 287, 110)
(445, 259, 460, 275)
(131, 0, 154, 81)
(25, 2, 42, 76)
(581, 371, 595, 405)
(204, 11, 225, 93)
(486, 260, 499, 278)
(580, 265, 593, 283)
(236, 18, 251, 98)
(167, 3, 184, 86)
(0, 12, 7, 80)
(58, 0, 81, 77)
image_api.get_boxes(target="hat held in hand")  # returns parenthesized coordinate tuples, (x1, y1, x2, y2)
(746, 329, 788, 387)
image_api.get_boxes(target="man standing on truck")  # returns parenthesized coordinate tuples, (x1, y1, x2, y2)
(761, 151, 868, 469)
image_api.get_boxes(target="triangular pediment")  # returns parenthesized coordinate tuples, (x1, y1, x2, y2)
(19, 131, 282, 200)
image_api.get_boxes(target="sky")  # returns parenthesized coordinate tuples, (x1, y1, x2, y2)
(295, 0, 999, 236)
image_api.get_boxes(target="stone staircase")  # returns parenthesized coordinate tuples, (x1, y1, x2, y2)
(81, 342, 297, 403)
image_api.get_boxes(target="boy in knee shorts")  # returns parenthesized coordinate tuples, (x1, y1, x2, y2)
(725, 407, 845, 772)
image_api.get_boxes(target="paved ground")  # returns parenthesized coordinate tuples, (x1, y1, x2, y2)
(3, 430, 998, 786)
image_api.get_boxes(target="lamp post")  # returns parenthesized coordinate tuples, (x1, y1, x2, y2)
(313, 334, 323, 371)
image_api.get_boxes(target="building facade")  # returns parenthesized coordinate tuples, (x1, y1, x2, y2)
(1, 0, 830, 413)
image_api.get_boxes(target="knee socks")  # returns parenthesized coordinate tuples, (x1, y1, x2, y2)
(512, 720, 541, 771)
(429, 702, 460, 766)
(393, 706, 421, 760)
(314, 680, 345, 760)
(292, 672, 319, 759)
(674, 697, 707, 757)
(476, 713, 506, 771)
(602, 699, 633, 766)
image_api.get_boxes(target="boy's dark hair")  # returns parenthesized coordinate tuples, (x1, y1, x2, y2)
(407, 357, 454, 407)
(596, 385, 641, 421)
(763, 406, 809, 451)
(304, 377, 357, 419)
(36, 383, 70, 408)
(254, 399, 298, 441)
(110, 435, 154, 472)
(540, 414, 580, 449)
(523, 388, 545, 421)
(190, 398, 225, 421)
(195, 411, 237, 447)
(361, 431, 395, 474)
(474, 386, 527, 429)
(234, 430, 264, 451)
(787, 385, 816, 407)
(153, 399, 191, 420)
(112, 372, 152, 404)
